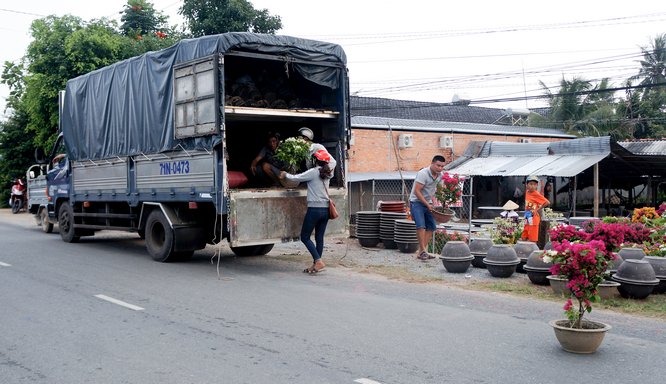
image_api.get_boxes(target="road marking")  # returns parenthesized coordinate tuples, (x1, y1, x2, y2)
(0, 262, 11, 267)
(355, 379, 383, 384)
(94, 294, 144, 311)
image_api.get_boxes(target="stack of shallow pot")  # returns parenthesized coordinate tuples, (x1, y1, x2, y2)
(440, 241, 473, 273)
(514, 241, 539, 273)
(612, 259, 659, 299)
(523, 250, 552, 285)
(394, 219, 419, 253)
(379, 212, 407, 249)
(644, 256, 666, 294)
(356, 211, 381, 248)
(483, 244, 520, 278)
(379, 200, 406, 213)
(469, 237, 493, 268)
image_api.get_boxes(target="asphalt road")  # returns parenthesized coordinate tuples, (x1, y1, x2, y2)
(1, 209, 665, 384)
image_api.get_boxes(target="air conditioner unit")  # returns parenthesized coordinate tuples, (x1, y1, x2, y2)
(397, 134, 413, 148)
(439, 136, 454, 148)
(519, 138, 532, 143)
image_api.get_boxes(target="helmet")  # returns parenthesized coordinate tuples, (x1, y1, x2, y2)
(526, 175, 539, 183)
(298, 127, 314, 141)
(313, 149, 331, 162)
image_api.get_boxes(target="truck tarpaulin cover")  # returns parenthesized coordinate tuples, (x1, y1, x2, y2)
(62, 32, 347, 161)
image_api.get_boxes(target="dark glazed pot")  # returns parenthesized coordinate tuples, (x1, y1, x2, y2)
(469, 237, 493, 269)
(644, 256, 666, 294)
(618, 247, 646, 261)
(440, 256, 474, 273)
(524, 250, 552, 285)
(514, 241, 539, 273)
(483, 244, 519, 278)
(606, 253, 623, 276)
(441, 241, 471, 258)
(612, 259, 659, 299)
(396, 241, 419, 254)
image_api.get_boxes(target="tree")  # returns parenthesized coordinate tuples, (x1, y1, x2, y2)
(179, 0, 282, 37)
(624, 34, 666, 138)
(120, 0, 168, 38)
(537, 77, 618, 137)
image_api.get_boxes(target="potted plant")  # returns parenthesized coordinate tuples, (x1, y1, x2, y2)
(274, 137, 311, 173)
(547, 239, 613, 354)
(482, 217, 522, 277)
(432, 172, 462, 223)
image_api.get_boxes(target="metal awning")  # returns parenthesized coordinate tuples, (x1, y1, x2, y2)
(446, 153, 609, 177)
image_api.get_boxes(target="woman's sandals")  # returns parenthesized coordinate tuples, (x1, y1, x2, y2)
(303, 260, 326, 274)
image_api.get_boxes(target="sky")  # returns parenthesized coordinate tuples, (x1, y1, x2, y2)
(2, 0, 666, 121)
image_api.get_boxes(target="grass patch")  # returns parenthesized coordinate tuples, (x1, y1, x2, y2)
(356, 265, 443, 283)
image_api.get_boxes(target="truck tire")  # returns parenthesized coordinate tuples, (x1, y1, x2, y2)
(230, 244, 273, 257)
(40, 209, 54, 233)
(145, 210, 176, 262)
(58, 202, 80, 243)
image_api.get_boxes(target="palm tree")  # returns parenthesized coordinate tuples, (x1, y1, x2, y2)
(632, 34, 666, 91)
(539, 77, 615, 136)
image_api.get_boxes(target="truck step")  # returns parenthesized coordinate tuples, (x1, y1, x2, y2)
(74, 212, 137, 219)
(73, 224, 135, 231)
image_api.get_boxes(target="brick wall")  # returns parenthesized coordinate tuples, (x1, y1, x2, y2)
(348, 129, 566, 173)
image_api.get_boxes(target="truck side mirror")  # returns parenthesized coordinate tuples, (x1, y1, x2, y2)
(35, 147, 47, 164)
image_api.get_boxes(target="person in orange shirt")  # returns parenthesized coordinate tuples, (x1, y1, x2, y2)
(521, 175, 550, 242)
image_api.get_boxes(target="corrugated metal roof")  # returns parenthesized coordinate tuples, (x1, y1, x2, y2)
(446, 154, 608, 177)
(351, 116, 575, 138)
(618, 140, 666, 155)
(348, 171, 417, 182)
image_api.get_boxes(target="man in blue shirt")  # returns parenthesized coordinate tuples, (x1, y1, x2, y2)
(409, 155, 446, 260)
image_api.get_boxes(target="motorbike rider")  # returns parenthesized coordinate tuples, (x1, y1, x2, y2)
(10, 178, 27, 213)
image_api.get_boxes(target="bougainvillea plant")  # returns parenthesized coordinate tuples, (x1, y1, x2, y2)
(547, 240, 613, 328)
(657, 202, 666, 216)
(435, 173, 462, 207)
(548, 224, 588, 244)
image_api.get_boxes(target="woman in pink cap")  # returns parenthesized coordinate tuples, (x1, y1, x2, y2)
(280, 149, 336, 274)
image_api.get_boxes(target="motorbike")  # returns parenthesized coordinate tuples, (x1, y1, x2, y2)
(9, 178, 27, 214)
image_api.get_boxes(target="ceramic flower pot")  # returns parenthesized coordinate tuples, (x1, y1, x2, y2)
(546, 275, 570, 296)
(606, 252, 623, 277)
(612, 259, 659, 299)
(514, 241, 539, 273)
(483, 244, 519, 278)
(549, 319, 611, 354)
(618, 247, 646, 261)
(598, 280, 621, 300)
(644, 256, 666, 294)
(440, 256, 474, 273)
(469, 237, 493, 268)
(431, 207, 455, 223)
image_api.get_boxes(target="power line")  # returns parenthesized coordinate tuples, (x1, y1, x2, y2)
(0, 8, 45, 17)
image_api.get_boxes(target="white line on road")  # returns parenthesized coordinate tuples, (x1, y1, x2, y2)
(94, 294, 144, 311)
(0, 262, 11, 267)
(355, 379, 383, 384)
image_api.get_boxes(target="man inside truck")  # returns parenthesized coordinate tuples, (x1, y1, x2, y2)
(250, 132, 284, 186)
(298, 127, 336, 171)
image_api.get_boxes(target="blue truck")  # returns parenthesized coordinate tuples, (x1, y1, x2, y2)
(34, 33, 350, 261)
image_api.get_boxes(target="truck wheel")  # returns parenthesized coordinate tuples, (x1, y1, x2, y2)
(145, 210, 175, 262)
(58, 202, 80, 243)
(255, 244, 274, 255)
(230, 244, 273, 257)
(40, 209, 54, 233)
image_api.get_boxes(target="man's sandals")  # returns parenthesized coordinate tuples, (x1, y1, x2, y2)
(303, 260, 326, 274)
